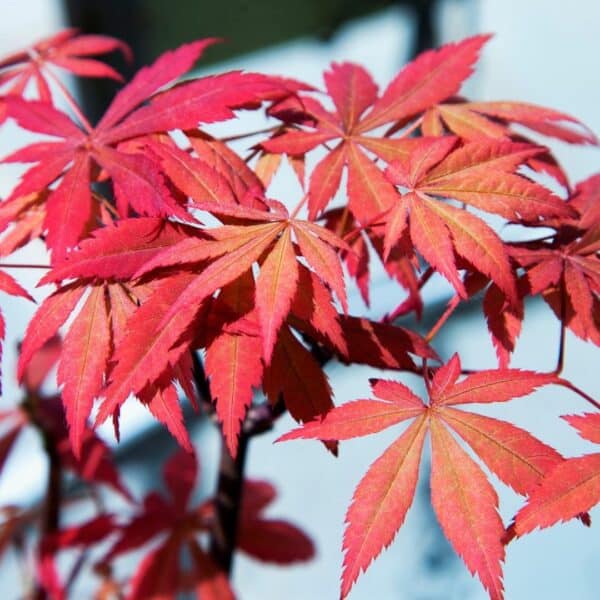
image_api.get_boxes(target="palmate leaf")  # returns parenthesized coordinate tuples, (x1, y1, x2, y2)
(112, 211, 347, 385)
(512, 454, 600, 536)
(279, 354, 561, 599)
(262, 35, 489, 223)
(0, 28, 131, 102)
(383, 137, 576, 304)
(509, 183, 600, 345)
(256, 227, 299, 362)
(3, 38, 298, 260)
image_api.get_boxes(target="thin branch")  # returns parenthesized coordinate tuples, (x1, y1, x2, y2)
(0, 263, 50, 269)
(556, 378, 600, 411)
(219, 125, 281, 143)
(209, 432, 248, 576)
(425, 294, 461, 342)
(554, 283, 567, 375)
(290, 193, 308, 219)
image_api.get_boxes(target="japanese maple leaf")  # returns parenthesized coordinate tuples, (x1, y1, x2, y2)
(94, 202, 349, 428)
(101, 450, 312, 599)
(0, 28, 131, 102)
(18, 218, 203, 456)
(3, 38, 298, 261)
(511, 412, 600, 538)
(509, 178, 600, 346)
(261, 35, 491, 223)
(382, 136, 578, 304)
(279, 354, 562, 599)
(419, 100, 598, 191)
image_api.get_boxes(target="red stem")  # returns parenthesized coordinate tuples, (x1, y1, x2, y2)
(44, 68, 93, 133)
(425, 295, 461, 342)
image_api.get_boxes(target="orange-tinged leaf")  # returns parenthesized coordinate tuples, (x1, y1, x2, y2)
(255, 151, 282, 188)
(341, 416, 427, 598)
(564, 262, 595, 339)
(58, 284, 110, 458)
(429, 418, 505, 600)
(152, 223, 284, 329)
(388, 136, 457, 187)
(135, 223, 280, 279)
(370, 378, 426, 409)
(256, 227, 298, 363)
(289, 264, 346, 355)
(382, 199, 408, 261)
(440, 407, 563, 495)
(434, 103, 508, 139)
(355, 135, 416, 163)
(513, 453, 600, 536)
(466, 101, 598, 146)
(420, 171, 571, 221)
(423, 140, 542, 181)
(261, 130, 336, 155)
(205, 330, 263, 456)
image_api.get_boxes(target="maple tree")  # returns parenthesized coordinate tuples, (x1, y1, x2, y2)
(0, 27, 598, 599)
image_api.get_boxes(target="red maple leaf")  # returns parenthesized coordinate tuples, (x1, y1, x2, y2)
(262, 36, 492, 224)
(2, 39, 299, 261)
(279, 354, 562, 599)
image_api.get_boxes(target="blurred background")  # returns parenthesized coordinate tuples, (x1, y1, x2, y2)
(0, 0, 599, 598)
